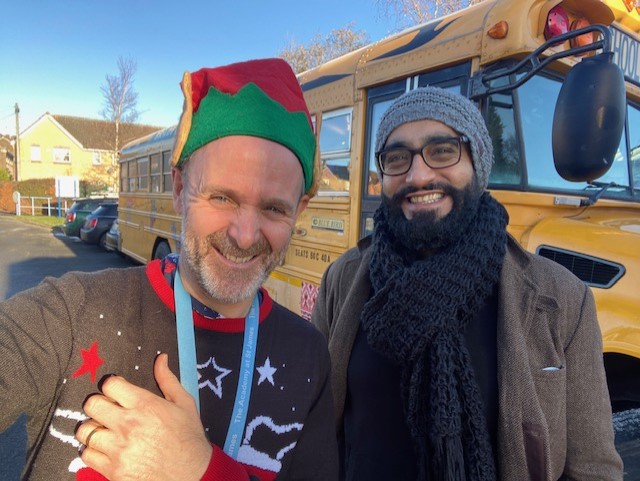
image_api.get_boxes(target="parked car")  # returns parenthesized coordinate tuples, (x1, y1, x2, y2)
(104, 219, 121, 253)
(63, 197, 116, 237)
(80, 203, 118, 248)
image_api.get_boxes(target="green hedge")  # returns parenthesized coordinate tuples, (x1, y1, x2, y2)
(0, 178, 114, 213)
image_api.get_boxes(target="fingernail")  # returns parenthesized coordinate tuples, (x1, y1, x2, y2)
(97, 373, 117, 392)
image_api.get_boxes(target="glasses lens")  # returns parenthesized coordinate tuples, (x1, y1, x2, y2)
(380, 149, 412, 175)
(423, 138, 461, 168)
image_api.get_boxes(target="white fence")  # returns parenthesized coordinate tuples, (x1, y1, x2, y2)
(15, 196, 69, 217)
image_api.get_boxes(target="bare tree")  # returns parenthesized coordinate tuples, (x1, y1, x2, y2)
(100, 56, 139, 191)
(280, 23, 370, 74)
(377, 0, 485, 29)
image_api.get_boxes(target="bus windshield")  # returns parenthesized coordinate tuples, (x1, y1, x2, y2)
(489, 73, 640, 199)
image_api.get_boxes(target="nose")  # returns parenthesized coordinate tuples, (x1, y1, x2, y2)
(405, 152, 437, 185)
(227, 207, 262, 250)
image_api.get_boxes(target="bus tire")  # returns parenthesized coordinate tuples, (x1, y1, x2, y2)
(605, 353, 640, 412)
(153, 240, 171, 260)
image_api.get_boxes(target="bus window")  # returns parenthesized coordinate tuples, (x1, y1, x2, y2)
(162, 150, 172, 192)
(366, 99, 395, 197)
(318, 108, 352, 195)
(120, 161, 128, 192)
(518, 75, 560, 189)
(137, 157, 149, 191)
(519, 75, 632, 196)
(150, 153, 162, 193)
(487, 91, 523, 186)
(627, 104, 640, 195)
(128, 160, 138, 192)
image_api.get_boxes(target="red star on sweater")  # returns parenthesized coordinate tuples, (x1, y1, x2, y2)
(72, 340, 104, 383)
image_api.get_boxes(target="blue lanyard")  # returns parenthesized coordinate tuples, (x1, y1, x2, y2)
(174, 270, 259, 459)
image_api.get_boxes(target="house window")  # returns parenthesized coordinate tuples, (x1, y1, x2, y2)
(53, 147, 71, 163)
(93, 152, 101, 165)
(30, 145, 41, 162)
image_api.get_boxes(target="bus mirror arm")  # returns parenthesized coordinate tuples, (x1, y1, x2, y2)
(580, 182, 619, 207)
(469, 24, 611, 99)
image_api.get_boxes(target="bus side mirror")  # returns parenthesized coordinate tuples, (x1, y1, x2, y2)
(552, 52, 625, 182)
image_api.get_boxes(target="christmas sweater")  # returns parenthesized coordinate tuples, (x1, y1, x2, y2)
(0, 261, 337, 481)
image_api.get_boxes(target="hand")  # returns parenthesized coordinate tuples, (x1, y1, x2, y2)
(76, 353, 212, 481)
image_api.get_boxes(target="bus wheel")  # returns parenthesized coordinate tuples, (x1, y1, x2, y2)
(605, 353, 640, 412)
(153, 240, 171, 260)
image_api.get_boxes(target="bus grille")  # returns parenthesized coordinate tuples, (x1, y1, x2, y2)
(536, 246, 625, 289)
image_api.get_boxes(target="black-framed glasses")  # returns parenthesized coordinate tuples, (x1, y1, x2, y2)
(376, 135, 469, 176)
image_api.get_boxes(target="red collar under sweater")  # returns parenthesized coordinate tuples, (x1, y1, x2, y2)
(145, 258, 273, 333)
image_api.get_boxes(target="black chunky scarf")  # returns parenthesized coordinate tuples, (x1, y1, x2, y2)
(361, 192, 508, 481)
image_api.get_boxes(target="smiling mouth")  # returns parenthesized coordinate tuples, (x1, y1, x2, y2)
(408, 192, 444, 204)
(219, 250, 256, 264)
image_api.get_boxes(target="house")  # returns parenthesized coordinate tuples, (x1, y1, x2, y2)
(0, 134, 15, 179)
(17, 113, 162, 191)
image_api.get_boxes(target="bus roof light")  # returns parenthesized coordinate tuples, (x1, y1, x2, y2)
(622, 0, 634, 13)
(570, 17, 595, 55)
(488, 20, 509, 39)
(544, 5, 570, 42)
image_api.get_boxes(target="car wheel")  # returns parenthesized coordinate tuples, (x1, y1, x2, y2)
(99, 233, 108, 250)
(153, 240, 171, 260)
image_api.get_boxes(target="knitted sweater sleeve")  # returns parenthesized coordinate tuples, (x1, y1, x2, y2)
(0, 275, 78, 431)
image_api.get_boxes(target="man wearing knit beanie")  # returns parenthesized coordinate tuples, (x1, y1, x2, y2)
(0, 58, 338, 481)
(313, 87, 621, 480)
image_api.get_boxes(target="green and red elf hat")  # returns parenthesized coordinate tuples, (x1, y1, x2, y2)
(170, 58, 319, 196)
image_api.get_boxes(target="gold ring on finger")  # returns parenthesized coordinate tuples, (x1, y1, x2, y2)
(85, 425, 106, 449)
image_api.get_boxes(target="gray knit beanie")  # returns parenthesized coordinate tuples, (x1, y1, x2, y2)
(375, 87, 493, 191)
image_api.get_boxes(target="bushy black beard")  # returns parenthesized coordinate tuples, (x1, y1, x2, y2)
(378, 179, 482, 259)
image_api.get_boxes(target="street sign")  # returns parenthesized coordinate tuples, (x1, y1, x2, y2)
(55, 176, 79, 198)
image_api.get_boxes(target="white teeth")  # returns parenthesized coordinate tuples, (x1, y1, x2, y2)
(409, 193, 444, 204)
(224, 253, 253, 264)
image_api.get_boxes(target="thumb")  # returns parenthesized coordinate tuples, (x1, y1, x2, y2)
(154, 353, 197, 408)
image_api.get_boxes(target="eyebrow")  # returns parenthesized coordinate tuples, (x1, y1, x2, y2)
(261, 197, 297, 214)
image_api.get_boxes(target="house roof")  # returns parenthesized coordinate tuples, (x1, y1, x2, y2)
(53, 115, 163, 151)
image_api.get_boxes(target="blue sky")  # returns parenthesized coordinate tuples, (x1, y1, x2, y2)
(0, 1, 395, 135)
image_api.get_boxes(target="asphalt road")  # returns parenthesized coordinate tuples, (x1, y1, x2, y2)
(0, 215, 639, 478)
(0, 214, 136, 300)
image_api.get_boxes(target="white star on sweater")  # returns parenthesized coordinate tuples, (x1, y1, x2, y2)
(256, 357, 277, 386)
(198, 357, 231, 398)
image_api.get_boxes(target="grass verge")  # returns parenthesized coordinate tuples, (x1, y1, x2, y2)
(9, 214, 65, 232)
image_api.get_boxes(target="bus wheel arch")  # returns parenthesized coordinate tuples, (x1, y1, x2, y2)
(152, 239, 171, 260)
(604, 352, 640, 412)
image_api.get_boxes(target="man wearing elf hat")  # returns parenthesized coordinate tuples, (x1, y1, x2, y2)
(312, 87, 622, 480)
(0, 58, 338, 481)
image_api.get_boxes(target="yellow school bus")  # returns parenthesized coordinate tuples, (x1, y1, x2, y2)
(118, 126, 179, 264)
(266, 0, 640, 410)
(119, 0, 640, 409)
